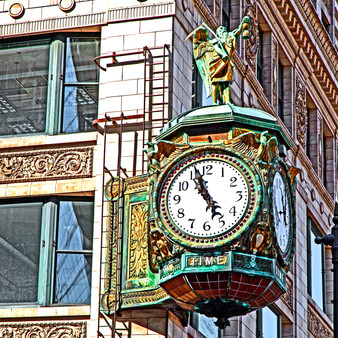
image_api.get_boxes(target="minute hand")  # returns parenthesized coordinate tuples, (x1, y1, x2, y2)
(193, 166, 221, 219)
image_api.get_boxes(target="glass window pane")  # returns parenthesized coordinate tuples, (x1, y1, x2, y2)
(310, 229, 324, 309)
(65, 37, 100, 83)
(0, 40, 50, 135)
(54, 253, 92, 304)
(57, 201, 93, 251)
(62, 85, 98, 133)
(0, 203, 42, 303)
(262, 307, 278, 338)
(54, 200, 93, 304)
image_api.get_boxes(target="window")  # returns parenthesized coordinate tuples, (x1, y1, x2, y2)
(257, 27, 263, 85)
(189, 312, 221, 338)
(256, 306, 281, 338)
(222, 0, 231, 31)
(0, 197, 94, 305)
(307, 217, 325, 311)
(0, 35, 100, 136)
(277, 61, 284, 120)
(192, 61, 213, 108)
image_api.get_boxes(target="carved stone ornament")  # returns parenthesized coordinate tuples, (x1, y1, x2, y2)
(245, 0, 258, 72)
(281, 278, 293, 310)
(128, 202, 148, 280)
(272, 38, 278, 110)
(308, 307, 333, 338)
(295, 76, 307, 149)
(0, 147, 93, 184)
(0, 321, 86, 338)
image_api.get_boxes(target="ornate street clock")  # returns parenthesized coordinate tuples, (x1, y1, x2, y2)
(270, 158, 295, 266)
(154, 147, 262, 250)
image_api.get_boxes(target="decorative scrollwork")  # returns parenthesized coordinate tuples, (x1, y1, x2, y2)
(129, 203, 148, 280)
(0, 322, 86, 338)
(0, 147, 93, 183)
(295, 76, 307, 149)
(308, 307, 333, 338)
(245, 0, 258, 72)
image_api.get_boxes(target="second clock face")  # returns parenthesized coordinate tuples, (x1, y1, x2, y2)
(167, 159, 249, 237)
(272, 171, 291, 253)
(155, 151, 262, 249)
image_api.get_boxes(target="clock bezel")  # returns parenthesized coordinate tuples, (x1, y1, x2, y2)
(269, 158, 295, 266)
(152, 146, 263, 250)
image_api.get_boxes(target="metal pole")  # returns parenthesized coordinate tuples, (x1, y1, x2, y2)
(315, 201, 338, 338)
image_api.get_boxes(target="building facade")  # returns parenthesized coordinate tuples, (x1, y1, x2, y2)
(0, 0, 337, 337)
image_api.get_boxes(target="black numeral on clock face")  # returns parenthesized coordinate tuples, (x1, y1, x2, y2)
(173, 195, 181, 204)
(203, 221, 211, 231)
(188, 218, 195, 228)
(178, 181, 189, 191)
(177, 208, 185, 218)
(230, 177, 237, 187)
(229, 206, 236, 216)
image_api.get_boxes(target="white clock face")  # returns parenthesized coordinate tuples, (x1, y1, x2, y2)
(164, 158, 249, 237)
(272, 171, 291, 253)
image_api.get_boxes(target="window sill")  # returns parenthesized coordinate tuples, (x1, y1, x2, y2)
(0, 131, 97, 151)
(0, 305, 90, 319)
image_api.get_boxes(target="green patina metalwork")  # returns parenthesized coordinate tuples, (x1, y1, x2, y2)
(159, 252, 286, 290)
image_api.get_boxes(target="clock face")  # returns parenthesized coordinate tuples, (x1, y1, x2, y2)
(272, 171, 291, 254)
(154, 151, 262, 250)
(167, 159, 249, 237)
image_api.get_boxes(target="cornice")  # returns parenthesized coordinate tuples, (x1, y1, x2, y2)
(272, 0, 338, 110)
(0, 2, 175, 37)
(192, 0, 218, 30)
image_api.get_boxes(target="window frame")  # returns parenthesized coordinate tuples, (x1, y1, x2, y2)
(0, 33, 100, 138)
(277, 60, 284, 120)
(0, 196, 94, 307)
(257, 27, 263, 85)
(307, 216, 326, 312)
(256, 306, 281, 338)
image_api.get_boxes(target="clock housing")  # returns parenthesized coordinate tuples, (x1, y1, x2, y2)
(153, 146, 263, 250)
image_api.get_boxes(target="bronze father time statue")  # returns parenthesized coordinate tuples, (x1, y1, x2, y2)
(185, 16, 251, 105)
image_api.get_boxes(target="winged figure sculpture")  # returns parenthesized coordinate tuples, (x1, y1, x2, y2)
(187, 16, 250, 104)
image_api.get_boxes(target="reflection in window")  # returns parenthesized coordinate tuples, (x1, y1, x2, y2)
(0, 35, 100, 136)
(62, 38, 100, 133)
(256, 306, 280, 338)
(0, 203, 42, 303)
(54, 201, 94, 304)
(308, 217, 325, 311)
(0, 198, 94, 305)
(0, 39, 50, 135)
(192, 61, 213, 108)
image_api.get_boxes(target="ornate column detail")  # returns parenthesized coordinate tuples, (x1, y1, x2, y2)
(0, 147, 93, 183)
(214, 0, 221, 23)
(272, 37, 278, 110)
(308, 306, 333, 337)
(0, 322, 86, 337)
(128, 202, 148, 281)
(245, 0, 258, 73)
(295, 75, 307, 149)
(318, 115, 323, 179)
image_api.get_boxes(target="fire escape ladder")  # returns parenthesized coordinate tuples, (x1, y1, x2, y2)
(93, 45, 171, 337)
(96, 115, 130, 338)
(142, 45, 170, 172)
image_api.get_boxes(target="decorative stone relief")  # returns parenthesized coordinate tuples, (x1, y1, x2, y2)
(281, 278, 293, 310)
(215, 0, 221, 23)
(245, 0, 258, 73)
(0, 147, 93, 184)
(295, 75, 307, 149)
(0, 322, 86, 338)
(272, 38, 278, 110)
(308, 307, 333, 338)
(128, 202, 148, 280)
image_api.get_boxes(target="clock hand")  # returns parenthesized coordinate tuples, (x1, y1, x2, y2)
(193, 166, 222, 219)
